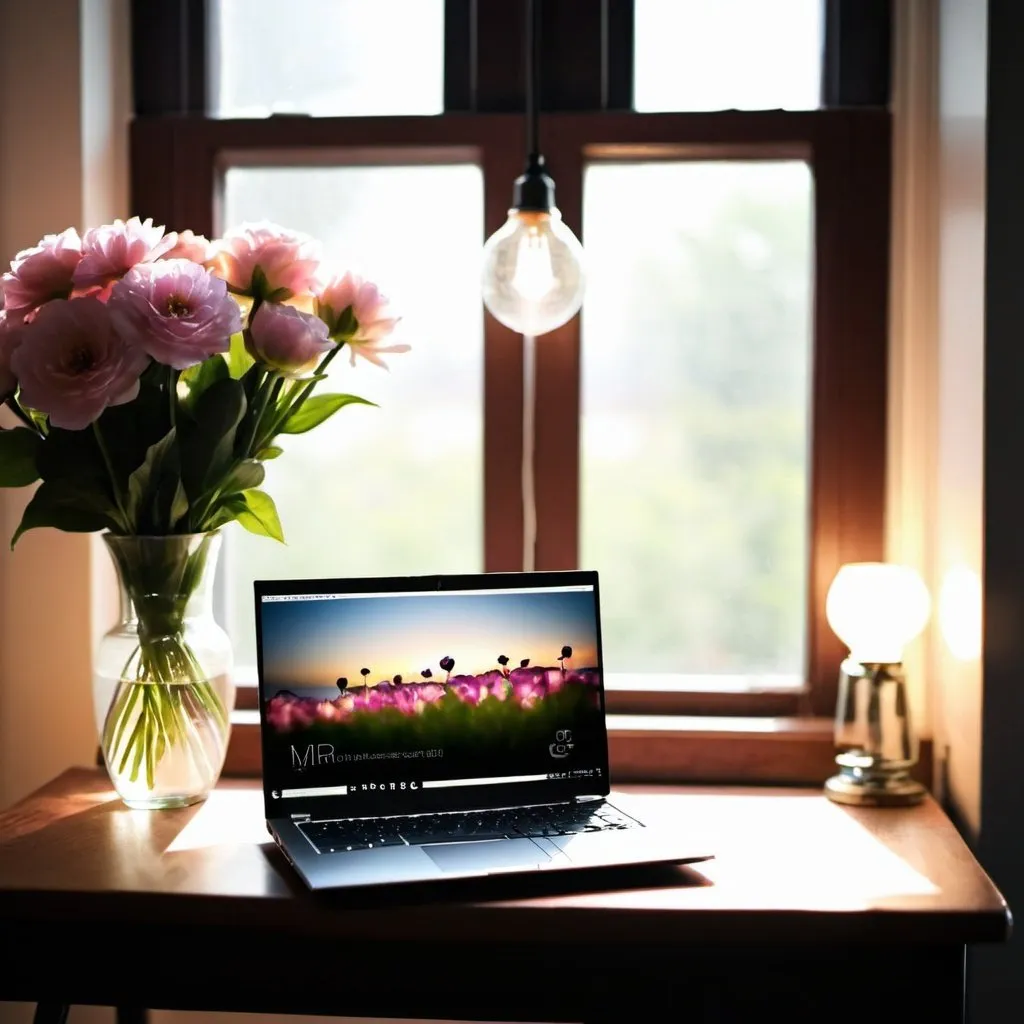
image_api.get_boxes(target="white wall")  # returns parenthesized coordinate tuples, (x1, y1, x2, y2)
(0, 0, 114, 811)
(0, 4, 127, 1018)
(932, 0, 987, 835)
(887, 0, 987, 835)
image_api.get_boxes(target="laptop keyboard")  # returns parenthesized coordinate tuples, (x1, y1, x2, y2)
(298, 802, 641, 855)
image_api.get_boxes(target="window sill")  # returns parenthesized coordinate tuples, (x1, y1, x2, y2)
(227, 673, 932, 789)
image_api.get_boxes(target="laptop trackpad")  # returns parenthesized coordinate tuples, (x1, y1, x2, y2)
(424, 838, 550, 873)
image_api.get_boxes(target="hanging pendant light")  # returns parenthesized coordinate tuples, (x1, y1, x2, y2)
(481, 0, 585, 336)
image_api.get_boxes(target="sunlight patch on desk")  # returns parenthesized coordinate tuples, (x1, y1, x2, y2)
(164, 787, 270, 852)
(616, 791, 940, 910)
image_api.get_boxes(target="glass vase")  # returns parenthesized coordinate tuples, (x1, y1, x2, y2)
(94, 532, 234, 809)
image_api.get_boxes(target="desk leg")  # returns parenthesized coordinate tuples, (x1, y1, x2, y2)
(116, 1009, 149, 1024)
(32, 1005, 69, 1024)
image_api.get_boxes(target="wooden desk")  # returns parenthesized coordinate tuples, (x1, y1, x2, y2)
(0, 769, 1010, 1023)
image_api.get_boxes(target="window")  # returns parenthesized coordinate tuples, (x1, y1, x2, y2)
(634, 0, 823, 112)
(221, 164, 484, 666)
(130, 0, 892, 780)
(581, 160, 813, 682)
(211, 0, 445, 117)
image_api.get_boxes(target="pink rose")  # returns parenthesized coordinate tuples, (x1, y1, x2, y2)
(73, 216, 176, 290)
(315, 270, 407, 369)
(108, 259, 242, 370)
(0, 311, 25, 397)
(1, 228, 83, 317)
(11, 298, 149, 430)
(161, 229, 213, 265)
(247, 302, 333, 377)
(212, 221, 320, 301)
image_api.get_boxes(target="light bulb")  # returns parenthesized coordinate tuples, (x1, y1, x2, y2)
(481, 208, 585, 336)
(510, 231, 557, 302)
(825, 562, 931, 664)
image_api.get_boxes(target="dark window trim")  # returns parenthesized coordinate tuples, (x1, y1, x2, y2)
(131, 108, 889, 722)
(822, 0, 893, 108)
(131, 0, 894, 119)
(130, 0, 207, 116)
(128, 1, 892, 735)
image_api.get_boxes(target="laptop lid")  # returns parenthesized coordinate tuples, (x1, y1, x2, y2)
(254, 570, 610, 821)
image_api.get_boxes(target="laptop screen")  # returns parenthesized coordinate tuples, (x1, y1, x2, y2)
(255, 571, 609, 818)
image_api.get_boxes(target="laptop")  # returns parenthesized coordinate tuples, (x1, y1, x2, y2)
(254, 569, 713, 891)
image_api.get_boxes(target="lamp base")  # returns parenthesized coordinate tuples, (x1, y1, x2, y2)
(825, 754, 926, 807)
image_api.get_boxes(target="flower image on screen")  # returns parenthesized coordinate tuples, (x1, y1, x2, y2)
(258, 585, 606, 800)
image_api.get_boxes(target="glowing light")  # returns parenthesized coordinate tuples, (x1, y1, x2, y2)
(826, 562, 931, 663)
(939, 564, 982, 661)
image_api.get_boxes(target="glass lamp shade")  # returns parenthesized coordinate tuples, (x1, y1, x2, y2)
(825, 562, 931, 664)
(481, 208, 585, 336)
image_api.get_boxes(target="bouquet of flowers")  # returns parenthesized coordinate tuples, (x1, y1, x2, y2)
(0, 217, 407, 805)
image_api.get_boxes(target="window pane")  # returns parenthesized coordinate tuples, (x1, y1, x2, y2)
(221, 164, 483, 667)
(634, 0, 822, 111)
(580, 162, 813, 680)
(211, 0, 444, 117)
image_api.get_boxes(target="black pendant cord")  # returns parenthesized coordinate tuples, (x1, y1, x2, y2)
(525, 0, 541, 161)
(514, 0, 554, 212)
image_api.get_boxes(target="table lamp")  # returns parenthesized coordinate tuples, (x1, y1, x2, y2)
(823, 562, 931, 806)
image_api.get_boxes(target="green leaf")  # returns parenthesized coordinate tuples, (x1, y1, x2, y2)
(216, 459, 265, 497)
(331, 306, 357, 340)
(234, 489, 284, 543)
(255, 445, 283, 460)
(204, 495, 246, 531)
(168, 479, 189, 529)
(226, 331, 254, 379)
(95, 383, 169, 487)
(0, 428, 43, 487)
(36, 425, 106, 486)
(178, 377, 247, 500)
(180, 356, 229, 412)
(12, 479, 120, 547)
(280, 393, 375, 434)
(126, 427, 186, 534)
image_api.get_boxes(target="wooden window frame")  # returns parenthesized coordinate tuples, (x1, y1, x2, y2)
(129, 1, 893, 783)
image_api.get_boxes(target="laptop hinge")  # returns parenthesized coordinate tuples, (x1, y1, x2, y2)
(574, 794, 604, 803)
(290, 813, 311, 821)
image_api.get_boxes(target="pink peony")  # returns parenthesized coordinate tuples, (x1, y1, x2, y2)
(247, 301, 333, 377)
(0, 311, 25, 396)
(315, 270, 407, 369)
(73, 217, 176, 290)
(10, 297, 149, 430)
(1, 228, 83, 317)
(212, 221, 320, 300)
(108, 259, 241, 370)
(161, 229, 213, 265)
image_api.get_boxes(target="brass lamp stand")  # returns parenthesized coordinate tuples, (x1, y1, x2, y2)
(825, 657, 925, 807)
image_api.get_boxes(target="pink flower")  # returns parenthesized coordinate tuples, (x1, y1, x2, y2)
(212, 221, 320, 300)
(1, 228, 83, 317)
(0, 311, 25, 397)
(316, 270, 408, 369)
(247, 301, 333, 377)
(161, 230, 213, 265)
(108, 259, 241, 370)
(10, 298, 149, 430)
(73, 217, 176, 290)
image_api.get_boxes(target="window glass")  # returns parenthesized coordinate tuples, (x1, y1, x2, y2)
(221, 163, 484, 668)
(580, 161, 813, 681)
(211, 0, 444, 117)
(634, 0, 822, 111)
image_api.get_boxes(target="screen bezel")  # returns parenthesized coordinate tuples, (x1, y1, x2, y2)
(253, 569, 610, 821)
